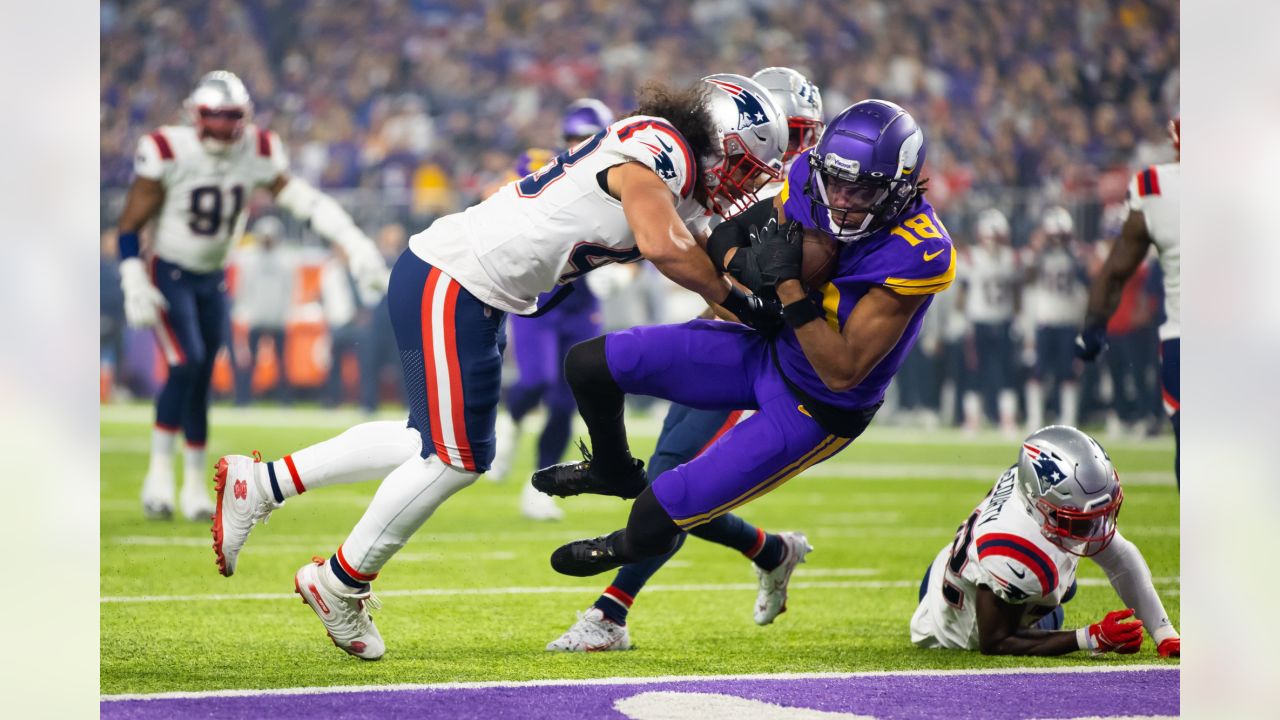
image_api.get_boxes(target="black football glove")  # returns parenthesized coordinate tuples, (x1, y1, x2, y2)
(751, 218, 804, 288)
(720, 286, 784, 338)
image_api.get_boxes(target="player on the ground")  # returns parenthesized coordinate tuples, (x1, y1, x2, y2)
(210, 74, 790, 660)
(116, 71, 386, 521)
(534, 100, 955, 587)
(959, 208, 1021, 434)
(1023, 206, 1088, 431)
(545, 67, 825, 652)
(487, 99, 615, 522)
(911, 425, 1180, 658)
(1077, 118, 1180, 484)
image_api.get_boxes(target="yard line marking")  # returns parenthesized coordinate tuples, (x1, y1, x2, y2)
(100, 664, 1177, 701)
(100, 577, 1178, 604)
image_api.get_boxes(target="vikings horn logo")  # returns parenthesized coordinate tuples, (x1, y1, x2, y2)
(707, 79, 770, 131)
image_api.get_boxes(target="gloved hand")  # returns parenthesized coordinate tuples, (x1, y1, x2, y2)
(1157, 636, 1180, 659)
(119, 257, 168, 328)
(1075, 322, 1108, 361)
(345, 236, 390, 296)
(1082, 608, 1145, 654)
(728, 218, 803, 292)
(719, 285, 784, 338)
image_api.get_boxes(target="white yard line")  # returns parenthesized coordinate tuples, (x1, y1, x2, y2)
(101, 663, 1177, 702)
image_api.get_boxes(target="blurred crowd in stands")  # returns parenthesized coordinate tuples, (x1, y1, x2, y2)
(100, 0, 1178, 437)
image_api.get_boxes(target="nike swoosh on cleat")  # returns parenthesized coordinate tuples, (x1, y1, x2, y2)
(923, 249, 946, 261)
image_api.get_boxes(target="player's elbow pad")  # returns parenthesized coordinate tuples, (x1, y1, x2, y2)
(276, 177, 364, 250)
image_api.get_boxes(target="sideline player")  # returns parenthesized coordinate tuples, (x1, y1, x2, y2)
(1077, 119, 1180, 484)
(959, 208, 1021, 435)
(535, 100, 955, 585)
(210, 74, 790, 660)
(545, 67, 825, 652)
(1023, 206, 1088, 431)
(115, 71, 386, 521)
(910, 425, 1180, 658)
(488, 99, 615, 522)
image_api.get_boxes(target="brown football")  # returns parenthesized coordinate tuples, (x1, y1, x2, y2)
(800, 227, 839, 290)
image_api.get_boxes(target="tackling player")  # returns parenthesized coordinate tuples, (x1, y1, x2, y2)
(545, 67, 825, 652)
(116, 71, 387, 521)
(535, 101, 955, 588)
(209, 74, 790, 660)
(1078, 119, 1180, 484)
(911, 425, 1180, 658)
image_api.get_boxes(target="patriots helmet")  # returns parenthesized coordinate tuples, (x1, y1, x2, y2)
(804, 100, 926, 240)
(752, 67, 824, 164)
(700, 73, 788, 218)
(1015, 426, 1123, 557)
(975, 208, 1010, 245)
(562, 98, 614, 145)
(1041, 205, 1074, 243)
(185, 70, 253, 153)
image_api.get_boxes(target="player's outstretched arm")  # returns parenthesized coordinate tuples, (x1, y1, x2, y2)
(777, 279, 925, 392)
(1091, 530, 1180, 657)
(975, 586, 1143, 656)
(1078, 210, 1152, 360)
(269, 174, 388, 294)
(116, 177, 169, 328)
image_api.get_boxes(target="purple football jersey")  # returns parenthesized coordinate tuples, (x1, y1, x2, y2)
(776, 149, 956, 411)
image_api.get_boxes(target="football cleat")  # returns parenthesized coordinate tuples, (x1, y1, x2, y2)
(141, 466, 176, 520)
(531, 440, 647, 499)
(546, 607, 632, 652)
(550, 530, 627, 577)
(180, 469, 215, 522)
(211, 453, 280, 577)
(294, 557, 385, 660)
(753, 531, 813, 625)
(520, 480, 564, 521)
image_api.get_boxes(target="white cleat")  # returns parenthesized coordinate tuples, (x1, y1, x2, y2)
(520, 480, 564, 521)
(753, 531, 813, 626)
(488, 411, 520, 483)
(546, 607, 631, 652)
(181, 470, 215, 522)
(140, 466, 176, 520)
(211, 454, 279, 577)
(294, 558, 385, 660)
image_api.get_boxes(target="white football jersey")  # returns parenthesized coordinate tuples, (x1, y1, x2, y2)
(1127, 163, 1180, 340)
(411, 116, 709, 315)
(963, 244, 1018, 324)
(134, 125, 287, 273)
(911, 467, 1079, 650)
(1026, 245, 1088, 327)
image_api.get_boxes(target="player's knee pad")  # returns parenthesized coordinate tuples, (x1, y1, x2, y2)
(564, 336, 616, 394)
(424, 454, 482, 494)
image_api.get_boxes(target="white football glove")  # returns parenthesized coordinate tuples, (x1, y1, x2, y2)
(344, 236, 390, 298)
(119, 257, 169, 328)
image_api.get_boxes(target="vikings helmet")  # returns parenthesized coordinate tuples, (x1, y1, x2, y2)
(1015, 426, 1123, 557)
(752, 67, 824, 163)
(185, 71, 253, 153)
(562, 98, 614, 144)
(804, 100, 926, 240)
(700, 73, 788, 218)
(1041, 206, 1074, 238)
(975, 208, 1010, 244)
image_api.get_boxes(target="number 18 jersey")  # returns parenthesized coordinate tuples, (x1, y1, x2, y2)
(409, 116, 710, 315)
(134, 125, 288, 273)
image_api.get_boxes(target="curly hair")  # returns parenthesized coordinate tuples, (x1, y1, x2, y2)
(631, 81, 716, 169)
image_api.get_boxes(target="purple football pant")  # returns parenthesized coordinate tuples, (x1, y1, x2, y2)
(605, 320, 853, 529)
(507, 304, 601, 418)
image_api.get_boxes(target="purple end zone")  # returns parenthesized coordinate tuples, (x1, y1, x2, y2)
(102, 668, 1178, 720)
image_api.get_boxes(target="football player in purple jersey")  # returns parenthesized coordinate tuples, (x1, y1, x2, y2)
(535, 100, 957, 582)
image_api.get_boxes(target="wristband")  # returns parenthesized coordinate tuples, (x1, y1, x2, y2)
(118, 230, 140, 260)
(1076, 626, 1095, 651)
(782, 298, 823, 329)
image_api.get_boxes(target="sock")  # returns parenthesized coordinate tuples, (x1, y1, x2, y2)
(182, 442, 207, 488)
(1025, 381, 1044, 430)
(749, 531, 787, 572)
(689, 513, 761, 554)
(149, 425, 177, 478)
(594, 534, 688, 625)
(331, 454, 479, 587)
(268, 421, 421, 502)
(1061, 382, 1080, 427)
(594, 586, 634, 625)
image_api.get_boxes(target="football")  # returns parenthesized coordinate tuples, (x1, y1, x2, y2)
(800, 226, 839, 290)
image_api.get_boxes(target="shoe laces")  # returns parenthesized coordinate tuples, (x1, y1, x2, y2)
(574, 439, 593, 470)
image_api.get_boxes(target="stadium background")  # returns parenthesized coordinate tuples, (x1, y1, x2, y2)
(98, 0, 1181, 708)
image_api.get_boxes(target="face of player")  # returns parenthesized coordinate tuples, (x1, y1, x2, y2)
(197, 107, 247, 143)
(822, 175, 887, 229)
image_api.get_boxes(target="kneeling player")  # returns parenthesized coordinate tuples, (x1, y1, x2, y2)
(910, 425, 1180, 657)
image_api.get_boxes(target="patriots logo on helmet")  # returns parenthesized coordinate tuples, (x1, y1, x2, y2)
(707, 79, 770, 131)
(1023, 443, 1070, 492)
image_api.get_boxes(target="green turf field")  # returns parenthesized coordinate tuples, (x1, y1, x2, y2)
(100, 404, 1179, 695)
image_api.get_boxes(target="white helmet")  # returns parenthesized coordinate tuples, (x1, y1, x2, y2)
(185, 70, 253, 153)
(700, 73, 788, 218)
(1015, 425, 1123, 557)
(751, 66, 824, 163)
(1040, 205, 1074, 237)
(975, 208, 1010, 244)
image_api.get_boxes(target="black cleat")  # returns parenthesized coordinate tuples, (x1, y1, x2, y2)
(551, 531, 628, 577)
(531, 440, 647, 499)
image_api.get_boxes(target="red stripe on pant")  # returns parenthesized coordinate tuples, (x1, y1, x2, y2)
(439, 276, 476, 470)
(282, 453, 306, 494)
(421, 269, 450, 464)
(419, 268, 476, 470)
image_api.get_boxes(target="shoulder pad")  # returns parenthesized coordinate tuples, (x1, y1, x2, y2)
(975, 531, 1058, 601)
(611, 117, 696, 200)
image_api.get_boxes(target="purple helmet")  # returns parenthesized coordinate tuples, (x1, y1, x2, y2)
(804, 100, 926, 241)
(562, 99, 614, 143)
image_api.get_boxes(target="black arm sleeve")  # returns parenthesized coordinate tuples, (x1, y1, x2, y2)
(705, 198, 778, 272)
